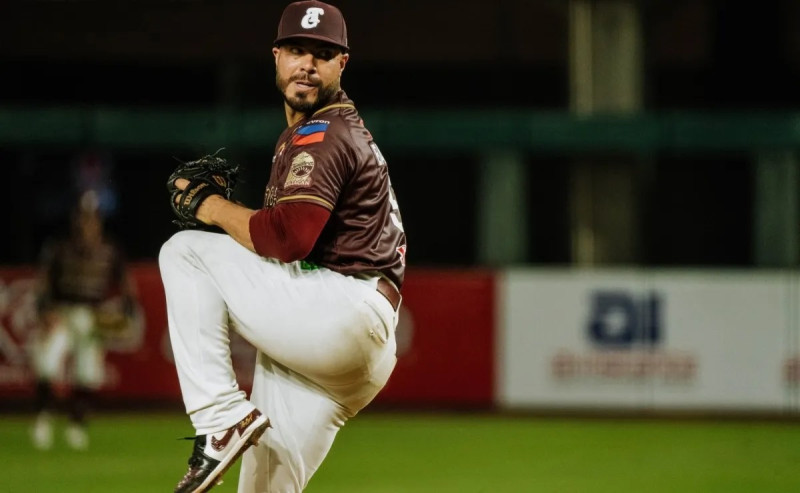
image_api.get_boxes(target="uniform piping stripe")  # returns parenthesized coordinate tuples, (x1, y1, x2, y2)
(277, 195, 334, 210)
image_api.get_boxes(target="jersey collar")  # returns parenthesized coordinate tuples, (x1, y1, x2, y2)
(312, 103, 355, 117)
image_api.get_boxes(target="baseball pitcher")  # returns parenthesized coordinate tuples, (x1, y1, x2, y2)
(160, 1, 407, 491)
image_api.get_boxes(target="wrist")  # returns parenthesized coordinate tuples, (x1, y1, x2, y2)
(199, 194, 226, 225)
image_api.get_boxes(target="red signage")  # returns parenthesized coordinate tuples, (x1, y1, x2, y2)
(0, 265, 495, 407)
(375, 270, 495, 406)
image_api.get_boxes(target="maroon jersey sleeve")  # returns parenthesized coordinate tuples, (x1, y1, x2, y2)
(249, 201, 330, 262)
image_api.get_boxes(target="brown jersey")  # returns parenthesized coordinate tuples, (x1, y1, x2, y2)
(264, 91, 407, 288)
(40, 238, 126, 305)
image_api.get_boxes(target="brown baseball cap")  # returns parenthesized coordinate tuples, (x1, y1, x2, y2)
(274, 1, 349, 51)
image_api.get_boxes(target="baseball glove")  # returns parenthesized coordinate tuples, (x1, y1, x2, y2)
(94, 302, 129, 335)
(167, 149, 240, 229)
(93, 296, 145, 350)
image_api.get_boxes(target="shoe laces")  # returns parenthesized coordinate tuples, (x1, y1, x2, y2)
(178, 435, 206, 467)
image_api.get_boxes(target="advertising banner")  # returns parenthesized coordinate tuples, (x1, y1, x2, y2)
(375, 269, 495, 406)
(0, 264, 190, 401)
(0, 267, 38, 396)
(0, 265, 496, 407)
(499, 270, 793, 412)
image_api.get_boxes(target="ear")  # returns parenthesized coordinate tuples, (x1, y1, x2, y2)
(272, 46, 280, 65)
(339, 53, 349, 71)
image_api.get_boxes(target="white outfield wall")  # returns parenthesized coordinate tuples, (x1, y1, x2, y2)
(497, 269, 800, 413)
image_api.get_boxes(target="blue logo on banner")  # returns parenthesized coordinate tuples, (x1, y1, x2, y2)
(587, 290, 662, 347)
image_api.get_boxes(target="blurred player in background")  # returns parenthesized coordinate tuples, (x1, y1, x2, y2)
(29, 190, 138, 450)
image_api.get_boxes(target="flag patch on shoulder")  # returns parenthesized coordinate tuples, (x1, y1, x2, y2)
(293, 121, 330, 146)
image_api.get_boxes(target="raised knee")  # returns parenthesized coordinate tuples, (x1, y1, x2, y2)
(158, 230, 196, 267)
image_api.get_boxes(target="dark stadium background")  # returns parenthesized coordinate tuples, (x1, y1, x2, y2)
(2, 1, 797, 269)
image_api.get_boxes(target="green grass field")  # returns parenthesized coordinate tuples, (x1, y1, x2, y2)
(4, 411, 800, 492)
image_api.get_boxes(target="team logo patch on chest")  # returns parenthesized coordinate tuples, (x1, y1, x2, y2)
(285, 151, 315, 187)
(292, 121, 330, 146)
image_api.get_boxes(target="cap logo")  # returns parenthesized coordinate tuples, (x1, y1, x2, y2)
(301, 7, 325, 29)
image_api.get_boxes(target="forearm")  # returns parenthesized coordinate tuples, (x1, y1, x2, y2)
(198, 195, 258, 252)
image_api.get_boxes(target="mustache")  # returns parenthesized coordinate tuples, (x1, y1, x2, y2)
(289, 74, 321, 85)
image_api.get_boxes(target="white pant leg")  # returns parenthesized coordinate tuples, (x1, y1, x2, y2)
(235, 273, 398, 492)
(160, 230, 398, 475)
(237, 354, 351, 493)
(64, 305, 105, 388)
(30, 323, 71, 382)
(159, 232, 254, 434)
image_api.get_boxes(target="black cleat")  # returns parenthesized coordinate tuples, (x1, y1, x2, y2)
(174, 409, 270, 493)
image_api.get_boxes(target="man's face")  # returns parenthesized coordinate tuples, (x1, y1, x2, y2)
(273, 39, 349, 114)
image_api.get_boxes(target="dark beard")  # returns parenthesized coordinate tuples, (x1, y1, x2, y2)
(276, 73, 339, 114)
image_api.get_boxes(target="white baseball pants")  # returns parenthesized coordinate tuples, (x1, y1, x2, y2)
(29, 304, 105, 388)
(158, 230, 398, 492)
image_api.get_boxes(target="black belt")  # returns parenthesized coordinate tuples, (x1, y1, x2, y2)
(376, 277, 401, 311)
